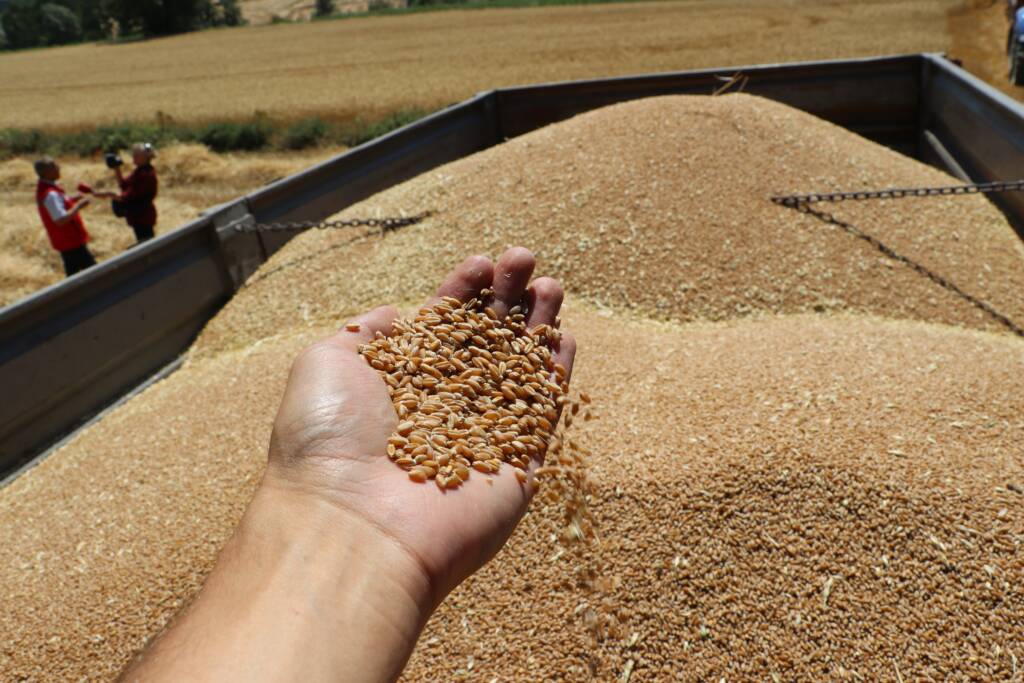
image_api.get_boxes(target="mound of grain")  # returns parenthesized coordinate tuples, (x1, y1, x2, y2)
(194, 94, 1024, 358)
(2, 307, 1022, 681)
(3, 95, 1023, 681)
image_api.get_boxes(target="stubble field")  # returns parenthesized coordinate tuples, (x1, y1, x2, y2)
(0, 0, 962, 131)
(0, 145, 342, 306)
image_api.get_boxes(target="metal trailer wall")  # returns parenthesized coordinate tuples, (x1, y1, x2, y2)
(919, 58, 1024, 231)
(1, 54, 1021, 476)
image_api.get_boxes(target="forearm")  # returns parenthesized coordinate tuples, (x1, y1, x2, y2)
(54, 206, 83, 225)
(121, 480, 433, 683)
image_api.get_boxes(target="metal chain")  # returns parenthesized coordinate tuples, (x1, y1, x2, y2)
(772, 179, 1024, 208)
(771, 181, 1024, 338)
(236, 210, 433, 287)
(234, 211, 434, 233)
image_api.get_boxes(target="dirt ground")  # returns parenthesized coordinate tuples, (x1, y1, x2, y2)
(240, 0, 314, 23)
(239, 0, 400, 23)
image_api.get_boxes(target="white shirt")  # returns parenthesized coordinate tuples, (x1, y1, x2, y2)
(42, 184, 69, 222)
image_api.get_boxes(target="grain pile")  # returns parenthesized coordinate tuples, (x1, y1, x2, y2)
(362, 291, 567, 488)
(2, 95, 1024, 681)
(194, 94, 1024, 358)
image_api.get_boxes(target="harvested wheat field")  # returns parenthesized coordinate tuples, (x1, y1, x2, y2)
(0, 0, 961, 130)
(2, 95, 1023, 681)
(950, 0, 1023, 103)
(0, 144, 341, 307)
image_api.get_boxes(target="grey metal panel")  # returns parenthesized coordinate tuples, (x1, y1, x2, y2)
(0, 217, 232, 472)
(920, 54, 1024, 233)
(495, 54, 923, 155)
(919, 130, 970, 182)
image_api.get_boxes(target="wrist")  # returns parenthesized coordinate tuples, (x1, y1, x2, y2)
(232, 477, 434, 679)
(245, 475, 433, 605)
(125, 478, 434, 683)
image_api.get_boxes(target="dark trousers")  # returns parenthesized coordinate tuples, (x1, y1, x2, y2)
(131, 223, 155, 244)
(59, 245, 96, 277)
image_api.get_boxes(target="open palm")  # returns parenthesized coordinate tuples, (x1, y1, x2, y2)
(265, 247, 576, 606)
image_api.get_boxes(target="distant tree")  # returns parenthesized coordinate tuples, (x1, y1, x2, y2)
(55, 0, 107, 38)
(215, 0, 245, 26)
(0, 0, 237, 48)
(100, 0, 217, 38)
(1, 0, 43, 48)
(38, 2, 80, 44)
(314, 0, 335, 18)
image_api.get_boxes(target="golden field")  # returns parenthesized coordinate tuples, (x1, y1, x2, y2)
(0, 145, 342, 306)
(0, 0, 962, 131)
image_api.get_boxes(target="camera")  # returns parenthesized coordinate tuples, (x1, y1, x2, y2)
(104, 153, 124, 169)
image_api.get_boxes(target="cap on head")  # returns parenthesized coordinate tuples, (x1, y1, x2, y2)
(131, 142, 156, 160)
(34, 156, 56, 178)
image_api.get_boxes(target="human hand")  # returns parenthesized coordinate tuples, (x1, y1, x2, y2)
(122, 248, 575, 683)
(263, 246, 576, 608)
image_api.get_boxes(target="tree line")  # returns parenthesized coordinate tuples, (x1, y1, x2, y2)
(0, 0, 245, 50)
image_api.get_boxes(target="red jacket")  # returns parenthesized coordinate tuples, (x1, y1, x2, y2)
(37, 180, 89, 252)
(118, 163, 158, 227)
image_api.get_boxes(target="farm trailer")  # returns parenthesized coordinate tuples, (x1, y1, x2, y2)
(2, 53, 1024, 479)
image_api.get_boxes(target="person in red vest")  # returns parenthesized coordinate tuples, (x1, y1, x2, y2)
(34, 157, 95, 277)
(95, 142, 158, 244)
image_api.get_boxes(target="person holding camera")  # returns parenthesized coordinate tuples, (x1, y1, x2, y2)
(95, 143, 159, 245)
(34, 157, 96, 277)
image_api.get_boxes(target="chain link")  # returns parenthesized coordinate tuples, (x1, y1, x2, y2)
(235, 211, 434, 233)
(771, 180, 1024, 338)
(772, 179, 1024, 208)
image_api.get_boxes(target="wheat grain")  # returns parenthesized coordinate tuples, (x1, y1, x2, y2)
(359, 290, 568, 488)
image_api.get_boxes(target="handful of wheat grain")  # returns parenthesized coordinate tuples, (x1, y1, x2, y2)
(359, 288, 568, 489)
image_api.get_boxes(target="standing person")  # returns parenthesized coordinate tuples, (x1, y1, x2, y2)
(34, 157, 95, 278)
(96, 143, 159, 245)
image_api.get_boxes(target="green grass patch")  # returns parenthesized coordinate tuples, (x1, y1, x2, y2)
(337, 108, 429, 147)
(282, 117, 331, 150)
(0, 108, 430, 158)
(198, 117, 273, 152)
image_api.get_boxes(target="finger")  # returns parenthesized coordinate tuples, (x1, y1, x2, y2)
(489, 247, 535, 319)
(552, 329, 577, 385)
(427, 254, 494, 308)
(523, 276, 563, 329)
(331, 305, 399, 350)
